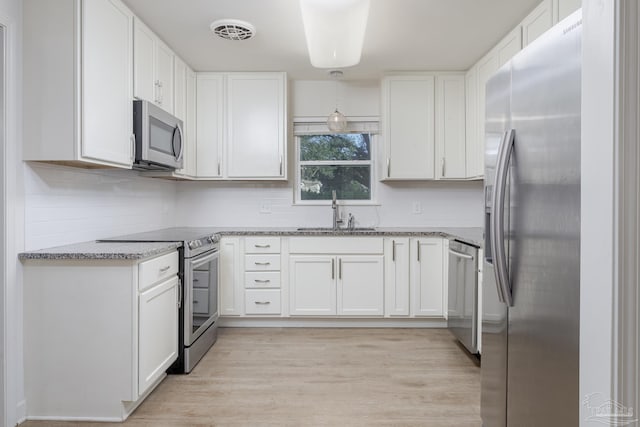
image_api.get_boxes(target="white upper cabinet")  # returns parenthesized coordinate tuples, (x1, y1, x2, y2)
(196, 72, 287, 181)
(521, 0, 554, 47)
(134, 18, 175, 113)
(226, 73, 287, 179)
(23, 0, 134, 169)
(555, 0, 581, 22)
(465, 66, 480, 179)
(496, 26, 523, 68)
(435, 75, 466, 180)
(173, 57, 187, 122)
(185, 68, 198, 177)
(196, 73, 225, 178)
(382, 75, 435, 180)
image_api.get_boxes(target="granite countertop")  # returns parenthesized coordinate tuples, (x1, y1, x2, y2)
(19, 241, 182, 261)
(19, 227, 483, 260)
(208, 227, 484, 248)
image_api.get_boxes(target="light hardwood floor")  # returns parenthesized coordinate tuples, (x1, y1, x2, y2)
(22, 328, 481, 427)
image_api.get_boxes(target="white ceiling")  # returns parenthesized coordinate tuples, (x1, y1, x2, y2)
(122, 0, 541, 80)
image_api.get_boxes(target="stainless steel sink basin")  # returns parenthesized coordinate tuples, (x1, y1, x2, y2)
(296, 227, 376, 232)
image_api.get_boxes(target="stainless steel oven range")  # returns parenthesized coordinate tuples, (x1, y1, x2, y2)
(99, 227, 220, 373)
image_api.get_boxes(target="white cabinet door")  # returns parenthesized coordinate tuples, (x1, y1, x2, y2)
(196, 73, 224, 178)
(435, 75, 466, 179)
(382, 76, 435, 179)
(289, 256, 336, 316)
(475, 52, 500, 178)
(464, 66, 480, 179)
(555, 0, 581, 22)
(81, 0, 133, 167)
(522, 0, 554, 47)
(337, 256, 384, 316)
(385, 238, 410, 316)
(410, 238, 444, 317)
(155, 41, 174, 113)
(173, 57, 187, 121)
(185, 67, 197, 177)
(138, 275, 178, 396)
(133, 18, 155, 103)
(226, 73, 286, 179)
(496, 26, 523, 67)
(220, 237, 242, 315)
(133, 18, 174, 113)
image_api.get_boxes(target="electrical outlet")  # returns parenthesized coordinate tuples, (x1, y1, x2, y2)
(259, 200, 272, 214)
(412, 201, 422, 214)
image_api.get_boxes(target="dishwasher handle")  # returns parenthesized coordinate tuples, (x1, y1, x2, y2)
(448, 248, 474, 260)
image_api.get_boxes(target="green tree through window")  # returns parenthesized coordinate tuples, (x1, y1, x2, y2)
(298, 134, 372, 201)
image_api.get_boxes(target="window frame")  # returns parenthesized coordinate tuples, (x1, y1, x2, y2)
(294, 133, 377, 206)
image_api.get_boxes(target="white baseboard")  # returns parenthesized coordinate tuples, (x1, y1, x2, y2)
(218, 317, 447, 328)
(16, 400, 26, 425)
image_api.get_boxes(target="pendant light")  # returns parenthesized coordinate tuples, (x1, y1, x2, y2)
(327, 70, 347, 132)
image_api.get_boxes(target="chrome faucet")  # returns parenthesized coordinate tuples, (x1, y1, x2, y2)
(332, 190, 343, 230)
(347, 213, 355, 230)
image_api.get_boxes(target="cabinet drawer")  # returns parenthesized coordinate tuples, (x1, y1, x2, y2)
(139, 251, 179, 291)
(245, 271, 281, 289)
(245, 254, 281, 271)
(245, 237, 281, 253)
(245, 289, 281, 314)
(192, 288, 210, 315)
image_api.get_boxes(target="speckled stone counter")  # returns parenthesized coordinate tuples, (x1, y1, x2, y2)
(208, 227, 483, 248)
(19, 241, 181, 261)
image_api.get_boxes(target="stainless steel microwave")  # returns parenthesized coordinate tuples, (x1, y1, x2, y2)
(133, 100, 183, 170)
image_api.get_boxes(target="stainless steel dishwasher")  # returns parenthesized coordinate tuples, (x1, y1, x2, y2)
(447, 239, 479, 354)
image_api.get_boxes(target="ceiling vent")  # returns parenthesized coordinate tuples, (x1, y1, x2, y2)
(210, 19, 256, 41)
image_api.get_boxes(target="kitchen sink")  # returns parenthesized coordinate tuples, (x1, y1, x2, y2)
(296, 227, 376, 232)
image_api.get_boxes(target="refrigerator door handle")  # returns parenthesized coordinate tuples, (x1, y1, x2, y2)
(491, 128, 515, 307)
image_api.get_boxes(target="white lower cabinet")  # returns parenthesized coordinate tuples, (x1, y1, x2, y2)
(410, 238, 445, 317)
(384, 238, 410, 316)
(338, 256, 384, 316)
(138, 275, 179, 394)
(219, 235, 448, 321)
(289, 256, 337, 316)
(23, 250, 179, 421)
(219, 237, 242, 315)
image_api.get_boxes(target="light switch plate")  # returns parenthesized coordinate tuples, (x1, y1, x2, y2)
(412, 201, 422, 214)
(259, 200, 272, 214)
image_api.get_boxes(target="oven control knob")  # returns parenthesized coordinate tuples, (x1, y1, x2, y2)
(188, 240, 200, 249)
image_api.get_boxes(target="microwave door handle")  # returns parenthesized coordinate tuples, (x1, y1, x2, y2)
(173, 125, 184, 162)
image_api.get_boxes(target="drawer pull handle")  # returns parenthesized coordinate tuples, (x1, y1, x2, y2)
(159, 266, 171, 273)
(254, 279, 271, 283)
(255, 301, 271, 305)
(193, 300, 199, 304)
(254, 262, 271, 266)
(255, 244, 271, 248)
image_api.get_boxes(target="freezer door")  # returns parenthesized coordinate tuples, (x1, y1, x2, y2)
(481, 51, 512, 427)
(481, 262, 508, 427)
(506, 12, 581, 426)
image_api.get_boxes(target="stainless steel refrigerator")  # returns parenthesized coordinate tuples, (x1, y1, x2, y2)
(481, 10, 581, 427)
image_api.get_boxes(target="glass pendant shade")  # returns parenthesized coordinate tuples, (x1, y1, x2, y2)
(299, 0, 370, 68)
(327, 109, 348, 132)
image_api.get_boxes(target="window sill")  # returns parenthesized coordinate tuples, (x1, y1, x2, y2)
(293, 201, 381, 207)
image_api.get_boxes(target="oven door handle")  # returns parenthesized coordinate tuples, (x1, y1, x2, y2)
(190, 251, 219, 268)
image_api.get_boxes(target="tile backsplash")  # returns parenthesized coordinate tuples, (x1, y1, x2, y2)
(24, 163, 177, 250)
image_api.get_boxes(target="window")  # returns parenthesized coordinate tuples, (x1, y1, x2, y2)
(297, 133, 373, 203)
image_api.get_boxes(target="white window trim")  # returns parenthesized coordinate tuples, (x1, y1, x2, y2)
(294, 133, 378, 206)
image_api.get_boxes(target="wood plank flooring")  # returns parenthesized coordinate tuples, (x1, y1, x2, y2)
(22, 328, 481, 427)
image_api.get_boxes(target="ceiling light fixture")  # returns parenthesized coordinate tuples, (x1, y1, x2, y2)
(327, 70, 347, 132)
(299, 0, 370, 69)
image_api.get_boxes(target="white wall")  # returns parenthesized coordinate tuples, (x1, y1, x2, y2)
(24, 163, 177, 250)
(176, 79, 484, 228)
